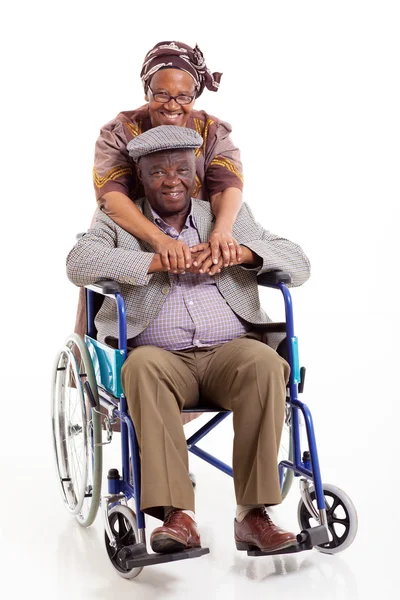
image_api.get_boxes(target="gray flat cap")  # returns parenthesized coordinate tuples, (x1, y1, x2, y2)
(127, 125, 203, 162)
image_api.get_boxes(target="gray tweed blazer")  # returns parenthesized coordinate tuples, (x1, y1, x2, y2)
(66, 199, 310, 347)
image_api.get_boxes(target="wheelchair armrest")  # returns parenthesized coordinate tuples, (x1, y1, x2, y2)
(85, 280, 122, 295)
(257, 270, 292, 287)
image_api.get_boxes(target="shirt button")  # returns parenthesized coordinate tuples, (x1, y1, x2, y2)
(161, 286, 170, 294)
(195, 339, 200, 345)
(189, 301, 194, 306)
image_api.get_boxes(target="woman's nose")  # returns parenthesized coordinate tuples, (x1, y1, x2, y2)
(164, 97, 179, 110)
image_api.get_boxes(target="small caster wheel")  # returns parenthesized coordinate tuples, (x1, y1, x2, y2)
(105, 505, 143, 579)
(297, 483, 358, 554)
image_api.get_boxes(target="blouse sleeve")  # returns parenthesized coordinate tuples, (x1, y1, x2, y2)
(93, 120, 136, 202)
(204, 118, 244, 196)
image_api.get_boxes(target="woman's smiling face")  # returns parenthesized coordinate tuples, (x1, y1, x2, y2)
(146, 68, 196, 128)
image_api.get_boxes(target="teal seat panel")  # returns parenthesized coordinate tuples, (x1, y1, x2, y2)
(85, 336, 126, 398)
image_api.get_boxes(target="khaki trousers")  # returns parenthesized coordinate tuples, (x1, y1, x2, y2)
(121, 333, 290, 520)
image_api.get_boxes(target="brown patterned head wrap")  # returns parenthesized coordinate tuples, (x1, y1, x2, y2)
(140, 41, 222, 98)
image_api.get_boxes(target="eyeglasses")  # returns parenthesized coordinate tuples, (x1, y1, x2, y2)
(148, 86, 195, 106)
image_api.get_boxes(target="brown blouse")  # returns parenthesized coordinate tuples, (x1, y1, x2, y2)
(93, 105, 244, 202)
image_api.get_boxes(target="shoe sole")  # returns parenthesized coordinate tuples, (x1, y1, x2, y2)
(151, 533, 200, 554)
(235, 539, 297, 552)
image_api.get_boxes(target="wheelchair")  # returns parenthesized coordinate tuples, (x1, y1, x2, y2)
(51, 270, 357, 579)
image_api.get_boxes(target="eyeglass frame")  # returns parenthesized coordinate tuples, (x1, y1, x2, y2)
(148, 85, 196, 106)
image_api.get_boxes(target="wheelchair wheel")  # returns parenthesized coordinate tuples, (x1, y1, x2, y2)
(51, 334, 102, 527)
(297, 483, 358, 554)
(105, 505, 143, 579)
(279, 407, 294, 500)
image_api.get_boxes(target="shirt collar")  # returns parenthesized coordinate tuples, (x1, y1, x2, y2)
(151, 200, 197, 238)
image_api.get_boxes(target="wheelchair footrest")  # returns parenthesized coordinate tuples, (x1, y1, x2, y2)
(241, 525, 330, 557)
(117, 543, 210, 569)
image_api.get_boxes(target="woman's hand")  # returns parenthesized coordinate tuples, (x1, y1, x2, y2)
(210, 229, 242, 266)
(152, 232, 192, 273)
(191, 230, 242, 271)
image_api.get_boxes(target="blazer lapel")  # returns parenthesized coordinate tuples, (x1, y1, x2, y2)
(191, 200, 214, 243)
(140, 198, 158, 252)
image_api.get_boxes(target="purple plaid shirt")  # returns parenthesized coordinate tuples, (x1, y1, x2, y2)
(132, 203, 250, 351)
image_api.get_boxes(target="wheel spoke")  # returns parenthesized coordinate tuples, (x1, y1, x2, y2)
(326, 496, 340, 515)
(117, 513, 127, 537)
(69, 444, 80, 485)
(331, 517, 349, 527)
(69, 399, 81, 423)
(69, 442, 82, 486)
(329, 524, 341, 546)
(70, 437, 85, 481)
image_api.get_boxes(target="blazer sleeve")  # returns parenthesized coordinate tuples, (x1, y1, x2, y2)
(66, 210, 154, 287)
(234, 203, 311, 287)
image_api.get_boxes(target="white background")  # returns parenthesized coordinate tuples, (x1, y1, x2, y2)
(1, 1, 399, 598)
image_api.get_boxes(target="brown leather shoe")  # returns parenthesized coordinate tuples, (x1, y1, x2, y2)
(150, 510, 201, 554)
(235, 507, 297, 552)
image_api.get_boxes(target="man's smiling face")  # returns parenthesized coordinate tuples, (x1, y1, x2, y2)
(137, 149, 196, 218)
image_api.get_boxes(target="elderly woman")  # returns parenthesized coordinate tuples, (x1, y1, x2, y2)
(93, 40, 244, 271)
(76, 41, 245, 424)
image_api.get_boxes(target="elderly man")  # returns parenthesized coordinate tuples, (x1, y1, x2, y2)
(67, 126, 310, 555)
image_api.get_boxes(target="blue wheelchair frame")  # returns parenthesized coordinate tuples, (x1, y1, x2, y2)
(85, 270, 329, 564)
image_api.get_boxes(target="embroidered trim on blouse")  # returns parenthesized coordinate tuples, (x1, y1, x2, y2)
(209, 156, 244, 183)
(93, 165, 133, 188)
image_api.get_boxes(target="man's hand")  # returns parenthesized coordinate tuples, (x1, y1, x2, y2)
(151, 232, 192, 273)
(188, 243, 260, 276)
(190, 230, 242, 272)
(188, 244, 222, 275)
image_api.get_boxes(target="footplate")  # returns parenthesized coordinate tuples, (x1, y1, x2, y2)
(241, 526, 329, 557)
(117, 543, 210, 569)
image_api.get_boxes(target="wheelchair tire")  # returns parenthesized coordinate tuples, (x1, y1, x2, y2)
(51, 334, 102, 527)
(105, 505, 143, 579)
(297, 483, 358, 554)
